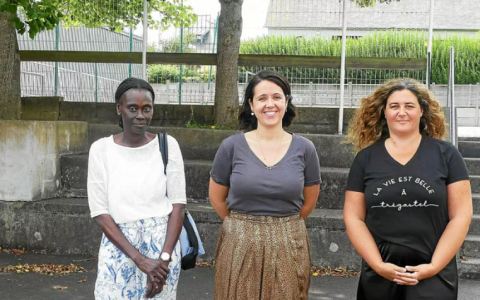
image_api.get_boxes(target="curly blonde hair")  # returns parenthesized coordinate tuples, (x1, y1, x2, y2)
(347, 78, 446, 152)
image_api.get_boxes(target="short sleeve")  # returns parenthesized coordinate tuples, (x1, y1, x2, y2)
(446, 145, 470, 185)
(87, 141, 109, 218)
(210, 140, 232, 187)
(166, 136, 187, 204)
(346, 150, 367, 193)
(304, 140, 321, 186)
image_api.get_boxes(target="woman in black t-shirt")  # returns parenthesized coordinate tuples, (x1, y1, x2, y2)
(344, 78, 472, 300)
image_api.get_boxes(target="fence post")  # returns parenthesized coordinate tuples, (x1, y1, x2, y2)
(309, 82, 313, 106)
(469, 84, 472, 107)
(426, 0, 434, 88)
(129, 26, 133, 78)
(338, 0, 348, 134)
(54, 25, 60, 96)
(476, 83, 479, 126)
(142, 0, 148, 80)
(95, 63, 98, 103)
(208, 14, 219, 92)
(448, 46, 457, 147)
(178, 0, 184, 105)
(348, 81, 353, 107)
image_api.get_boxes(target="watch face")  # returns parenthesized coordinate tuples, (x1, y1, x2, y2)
(161, 253, 170, 261)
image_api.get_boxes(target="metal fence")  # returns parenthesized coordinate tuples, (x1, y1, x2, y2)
(16, 0, 480, 126)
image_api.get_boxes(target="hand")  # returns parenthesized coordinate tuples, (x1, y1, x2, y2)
(144, 259, 170, 298)
(374, 262, 418, 285)
(145, 276, 163, 299)
(394, 263, 437, 285)
(135, 255, 168, 286)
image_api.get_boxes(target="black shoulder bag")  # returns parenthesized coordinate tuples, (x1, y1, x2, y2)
(158, 132, 200, 270)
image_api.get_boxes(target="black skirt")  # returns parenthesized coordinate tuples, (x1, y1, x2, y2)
(357, 242, 457, 300)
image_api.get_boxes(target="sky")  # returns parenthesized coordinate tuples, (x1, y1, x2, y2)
(134, 0, 271, 45)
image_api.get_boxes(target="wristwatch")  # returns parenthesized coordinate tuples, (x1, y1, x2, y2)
(160, 252, 171, 262)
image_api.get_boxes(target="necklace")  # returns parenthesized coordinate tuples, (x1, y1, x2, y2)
(256, 131, 284, 169)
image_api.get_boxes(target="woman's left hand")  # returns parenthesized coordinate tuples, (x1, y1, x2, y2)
(145, 261, 170, 298)
(394, 263, 437, 285)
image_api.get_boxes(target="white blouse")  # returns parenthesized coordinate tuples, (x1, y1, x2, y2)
(87, 135, 187, 224)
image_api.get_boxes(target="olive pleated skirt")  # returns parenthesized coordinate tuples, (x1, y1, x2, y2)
(214, 211, 311, 300)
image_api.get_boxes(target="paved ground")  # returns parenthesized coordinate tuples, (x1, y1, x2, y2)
(0, 253, 479, 299)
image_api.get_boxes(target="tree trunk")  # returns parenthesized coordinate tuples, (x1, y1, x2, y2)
(0, 12, 21, 120)
(214, 0, 243, 128)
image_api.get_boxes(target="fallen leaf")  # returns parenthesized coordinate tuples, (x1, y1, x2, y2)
(53, 286, 68, 290)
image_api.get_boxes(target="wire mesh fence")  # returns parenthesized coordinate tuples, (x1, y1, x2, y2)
(16, 0, 480, 125)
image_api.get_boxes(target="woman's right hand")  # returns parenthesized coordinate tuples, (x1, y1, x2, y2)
(374, 262, 418, 285)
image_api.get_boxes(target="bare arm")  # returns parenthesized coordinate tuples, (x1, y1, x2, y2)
(300, 184, 320, 219)
(162, 204, 185, 255)
(343, 191, 414, 283)
(400, 180, 472, 281)
(209, 178, 230, 220)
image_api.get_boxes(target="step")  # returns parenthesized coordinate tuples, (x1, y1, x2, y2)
(0, 199, 360, 270)
(465, 158, 480, 176)
(459, 257, 480, 280)
(461, 235, 480, 258)
(470, 215, 480, 235)
(2, 198, 479, 279)
(471, 177, 480, 194)
(459, 141, 480, 158)
(459, 136, 480, 142)
(60, 155, 350, 210)
(87, 124, 356, 169)
(473, 194, 480, 214)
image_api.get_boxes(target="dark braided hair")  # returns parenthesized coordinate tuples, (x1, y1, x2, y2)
(115, 77, 155, 130)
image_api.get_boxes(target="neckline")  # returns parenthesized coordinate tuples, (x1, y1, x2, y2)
(241, 131, 295, 169)
(382, 135, 424, 167)
(110, 134, 158, 150)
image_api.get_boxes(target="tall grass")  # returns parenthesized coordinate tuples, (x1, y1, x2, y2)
(240, 31, 480, 84)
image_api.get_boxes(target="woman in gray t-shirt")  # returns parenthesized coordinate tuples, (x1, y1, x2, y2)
(209, 70, 321, 300)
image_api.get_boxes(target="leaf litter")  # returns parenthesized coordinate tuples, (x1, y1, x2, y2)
(0, 263, 87, 276)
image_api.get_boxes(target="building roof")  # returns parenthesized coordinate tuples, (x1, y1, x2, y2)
(265, 0, 480, 31)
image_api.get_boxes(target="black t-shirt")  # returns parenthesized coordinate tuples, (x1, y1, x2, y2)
(346, 135, 469, 257)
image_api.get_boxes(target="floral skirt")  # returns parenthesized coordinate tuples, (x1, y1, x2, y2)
(94, 216, 181, 300)
(214, 212, 311, 300)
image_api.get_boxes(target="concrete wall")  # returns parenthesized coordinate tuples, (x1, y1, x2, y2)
(0, 199, 361, 269)
(0, 121, 88, 201)
(22, 100, 354, 134)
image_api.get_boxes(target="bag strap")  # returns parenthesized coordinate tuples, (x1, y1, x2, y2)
(183, 211, 199, 257)
(159, 132, 198, 257)
(158, 132, 168, 175)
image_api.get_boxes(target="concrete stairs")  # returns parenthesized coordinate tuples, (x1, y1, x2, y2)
(46, 123, 480, 278)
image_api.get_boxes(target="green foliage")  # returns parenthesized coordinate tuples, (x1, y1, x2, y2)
(0, 0, 197, 39)
(161, 33, 196, 53)
(240, 31, 480, 85)
(148, 64, 215, 84)
(0, 0, 64, 39)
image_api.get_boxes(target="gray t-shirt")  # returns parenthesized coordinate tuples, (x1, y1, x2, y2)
(210, 132, 321, 217)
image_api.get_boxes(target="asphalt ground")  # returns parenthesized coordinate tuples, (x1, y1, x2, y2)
(0, 252, 479, 300)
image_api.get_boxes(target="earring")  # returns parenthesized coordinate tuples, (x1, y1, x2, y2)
(117, 112, 121, 115)
(251, 112, 254, 116)
(285, 107, 287, 112)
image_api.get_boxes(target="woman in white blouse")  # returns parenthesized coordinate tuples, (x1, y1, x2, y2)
(88, 78, 187, 299)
